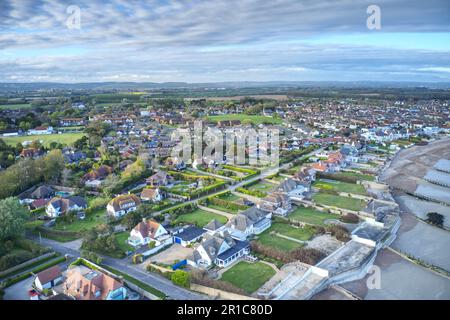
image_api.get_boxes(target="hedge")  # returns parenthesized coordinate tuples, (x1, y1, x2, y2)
(1, 256, 66, 288)
(236, 187, 267, 198)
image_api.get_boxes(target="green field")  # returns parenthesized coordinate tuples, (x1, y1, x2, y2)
(220, 261, 276, 294)
(205, 114, 282, 125)
(2, 133, 86, 147)
(269, 222, 315, 241)
(332, 171, 375, 182)
(313, 193, 367, 212)
(313, 179, 367, 195)
(289, 206, 338, 226)
(174, 209, 228, 227)
(115, 232, 134, 253)
(256, 232, 303, 252)
(0, 104, 32, 110)
(248, 181, 276, 192)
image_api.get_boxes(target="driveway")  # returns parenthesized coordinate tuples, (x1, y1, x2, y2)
(3, 277, 34, 300)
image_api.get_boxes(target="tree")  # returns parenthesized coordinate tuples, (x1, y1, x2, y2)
(171, 270, 190, 288)
(426, 212, 444, 228)
(41, 149, 65, 182)
(123, 210, 144, 230)
(0, 197, 28, 241)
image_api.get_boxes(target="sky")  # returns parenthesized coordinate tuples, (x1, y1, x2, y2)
(0, 0, 449, 83)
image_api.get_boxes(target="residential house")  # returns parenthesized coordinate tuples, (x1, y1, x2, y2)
(146, 171, 173, 187)
(34, 265, 63, 291)
(191, 232, 250, 268)
(128, 218, 170, 247)
(203, 219, 226, 235)
(20, 148, 43, 158)
(140, 187, 164, 202)
(277, 178, 310, 201)
(60, 118, 85, 127)
(107, 194, 141, 218)
(63, 265, 127, 300)
(46, 196, 87, 217)
(226, 207, 272, 240)
(30, 185, 54, 199)
(172, 226, 205, 247)
(259, 191, 292, 216)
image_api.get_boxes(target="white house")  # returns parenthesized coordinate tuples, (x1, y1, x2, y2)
(45, 196, 87, 217)
(140, 188, 164, 202)
(28, 126, 54, 135)
(226, 207, 272, 239)
(128, 219, 170, 247)
(34, 265, 63, 291)
(106, 194, 141, 218)
(192, 232, 250, 268)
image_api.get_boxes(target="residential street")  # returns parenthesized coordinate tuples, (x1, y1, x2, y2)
(27, 235, 206, 300)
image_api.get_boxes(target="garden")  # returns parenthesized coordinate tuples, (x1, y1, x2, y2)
(313, 193, 367, 212)
(173, 208, 228, 227)
(313, 179, 368, 195)
(220, 261, 276, 295)
(288, 206, 339, 226)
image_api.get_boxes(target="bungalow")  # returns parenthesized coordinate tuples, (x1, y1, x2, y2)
(226, 207, 272, 239)
(63, 265, 127, 300)
(128, 218, 170, 247)
(46, 196, 87, 217)
(146, 171, 173, 187)
(191, 232, 250, 269)
(140, 187, 164, 202)
(31, 185, 54, 199)
(173, 226, 205, 247)
(203, 219, 226, 235)
(107, 194, 141, 218)
(34, 265, 63, 291)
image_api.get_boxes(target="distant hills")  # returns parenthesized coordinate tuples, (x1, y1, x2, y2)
(0, 81, 449, 92)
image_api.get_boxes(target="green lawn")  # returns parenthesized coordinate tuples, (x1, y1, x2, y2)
(269, 222, 315, 241)
(248, 181, 276, 192)
(332, 171, 375, 182)
(218, 193, 240, 201)
(115, 232, 134, 253)
(174, 209, 228, 227)
(289, 206, 338, 226)
(2, 133, 86, 147)
(220, 261, 276, 294)
(313, 179, 368, 195)
(313, 193, 367, 212)
(205, 114, 282, 125)
(256, 232, 303, 252)
(54, 209, 106, 233)
(206, 203, 240, 214)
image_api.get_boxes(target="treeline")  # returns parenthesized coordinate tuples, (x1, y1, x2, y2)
(0, 150, 64, 199)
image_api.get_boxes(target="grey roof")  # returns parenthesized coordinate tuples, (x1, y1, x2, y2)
(31, 185, 54, 199)
(175, 226, 205, 241)
(198, 233, 235, 261)
(277, 178, 298, 193)
(228, 207, 267, 232)
(203, 219, 224, 232)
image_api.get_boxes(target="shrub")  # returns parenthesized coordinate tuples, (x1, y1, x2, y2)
(340, 213, 360, 224)
(171, 270, 190, 288)
(426, 212, 444, 228)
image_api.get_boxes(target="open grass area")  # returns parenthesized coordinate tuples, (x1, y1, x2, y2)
(313, 193, 366, 212)
(2, 133, 86, 147)
(220, 261, 276, 294)
(54, 209, 106, 233)
(115, 232, 134, 253)
(289, 206, 338, 226)
(269, 222, 315, 241)
(248, 181, 276, 192)
(174, 209, 228, 227)
(256, 232, 303, 252)
(332, 171, 375, 182)
(313, 179, 368, 195)
(205, 114, 282, 125)
(217, 193, 240, 201)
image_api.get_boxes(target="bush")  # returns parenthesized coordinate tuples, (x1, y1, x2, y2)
(325, 225, 351, 242)
(236, 187, 266, 198)
(340, 213, 360, 224)
(426, 212, 444, 228)
(171, 270, 190, 288)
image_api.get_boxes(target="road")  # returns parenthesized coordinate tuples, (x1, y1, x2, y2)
(28, 235, 206, 300)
